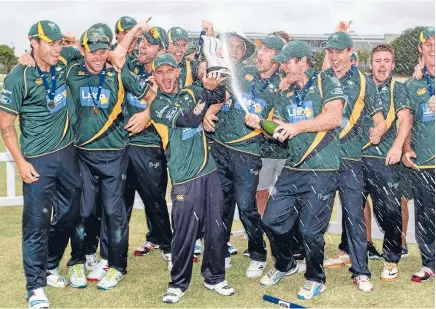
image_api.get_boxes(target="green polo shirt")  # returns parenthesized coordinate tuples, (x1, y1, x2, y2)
(212, 65, 280, 156)
(324, 65, 382, 160)
(274, 69, 344, 170)
(177, 57, 201, 89)
(124, 54, 162, 147)
(150, 86, 216, 184)
(362, 76, 411, 158)
(404, 69, 435, 168)
(0, 57, 74, 157)
(66, 60, 146, 150)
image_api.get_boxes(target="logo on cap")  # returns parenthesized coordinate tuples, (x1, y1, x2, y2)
(48, 22, 56, 30)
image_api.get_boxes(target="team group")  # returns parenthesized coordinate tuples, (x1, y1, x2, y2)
(0, 15, 434, 309)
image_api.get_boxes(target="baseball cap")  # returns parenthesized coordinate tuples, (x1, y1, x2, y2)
(420, 27, 435, 43)
(255, 35, 285, 52)
(115, 16, 137, 34)
(28, 20, 64, 42)
(273, 40, 312, 63)
(152, 53, 178, 71)
(80, 28, 110, 53)
(143, 27, 169, 49)
(168, 27, 189, 42)
(327, 32, 353, 50)
(91, 23, 113, 44)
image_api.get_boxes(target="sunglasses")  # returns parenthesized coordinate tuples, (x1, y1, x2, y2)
(87, 34, 110, 44)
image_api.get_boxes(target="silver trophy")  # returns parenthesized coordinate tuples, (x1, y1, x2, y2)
(201, 35, 230, 76)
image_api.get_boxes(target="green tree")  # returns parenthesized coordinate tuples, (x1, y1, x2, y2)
(0, 44, 17, 74)
(391, 26, 426, 76)
(312, 50, 325, 71)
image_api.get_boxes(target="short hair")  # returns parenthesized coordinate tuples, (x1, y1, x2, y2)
(371, 44, 394, 63)
(268, 31, 291, 43)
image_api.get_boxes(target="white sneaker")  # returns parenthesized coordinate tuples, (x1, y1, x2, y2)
(163, 253, 173, 272)
(163, 287, 185, 304)
(260, 264, 298, 286)
(46, 267, 68, 288)
(354, 275, 374, 292)
(297, 280, 326, 300)
(85, 254, 99, 272)
(204, 280, 234, 296)
(194, 239, 202, 256)
(227, 242, 238, 255)
(87, 259, 108, 282)
(225, 257, 232, 269)
(297, 259, 306, 273)
(97, 268, 124, 290)
(68, 264, 87, 289)
(246, 260, 266, 278)
(324, 250, 351, 268)
(27, 287, 49, 309)
(412, 266, 435, 283)
(380, 262, 398, 281)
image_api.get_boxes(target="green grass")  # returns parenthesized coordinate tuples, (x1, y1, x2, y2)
(0, 207, 434, 308)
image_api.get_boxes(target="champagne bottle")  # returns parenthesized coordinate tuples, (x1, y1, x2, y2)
(260, 119, 280, 139)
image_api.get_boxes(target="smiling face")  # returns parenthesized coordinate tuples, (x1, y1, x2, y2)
(168, 40, 188, 64)
(31, 38, 63, 67)
(83, 49, 109, 74)
(371, 49, 394, 84)
(153, 65, 180, 93)
(327, 48, 352, 75)
(280, 57, 304, 83)
(420, 36, 435, 69)
(227, 36, 246, 65)
(137, 36, 160, 64)
(256, 44, 276, 73)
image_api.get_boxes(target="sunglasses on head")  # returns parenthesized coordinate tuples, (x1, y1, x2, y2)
(87, 34, 110, 44)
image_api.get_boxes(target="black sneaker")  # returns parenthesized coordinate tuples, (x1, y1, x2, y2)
(367, 242, 383, 260)
(401, 245, 409, 257)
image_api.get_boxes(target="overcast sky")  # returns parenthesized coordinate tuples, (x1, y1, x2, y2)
(0, 0, 434, 54)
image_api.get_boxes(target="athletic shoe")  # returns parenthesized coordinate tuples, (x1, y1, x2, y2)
(354, 275, 374, 292)
(260, 264, 298, 286)
(204, 280, 234, 296)
(401, 245, 409, 258)
(134, 241, 159, 256)
(246, 260, 266, 278)
(27, 287, 49, 309)
(87, 259, 108, 282)
(411, 267, 435, 283)
(380, 262, 398, 281)
(162, 287, 185, 304)
(297, 259, 307, 273)
(243, 249, 250, 257)
(97, 268, 124, 290)
(367, 242, 383, 260)
(324, 251, 351, 268)
(46, 267, 68, 288)
(297, 280, 326, 300)
(194, 239, 202, 256)
(225, 257, 232, 269)
(85, 253, 99, 272)
(68, 264, 87, 289)
(227, 242, 238, 255)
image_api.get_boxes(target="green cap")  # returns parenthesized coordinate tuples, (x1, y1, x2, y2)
(80, 28, 110, 53)
(168, 27, 189, 42)
(255, 35, 285, 52)
(91, 23, 113, 44)
(350, 51, 358, 61)
(273, 40, 312, 63)
(28, 20, 64, 42)
(420, 27, 435, 43)
(144, 26, 169, 49)
(115, 16, 137, 34)
(327, 32, 353, 50)
(152, 53, 178, 71)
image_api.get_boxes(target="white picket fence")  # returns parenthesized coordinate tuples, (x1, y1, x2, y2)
(0, 151, 416, 243)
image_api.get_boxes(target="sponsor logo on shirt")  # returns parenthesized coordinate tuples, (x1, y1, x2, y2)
(176, 194, 185, 201)
(79, 87, 111, 108)
(0, 89, 12, 105)
(165, 107, 178, 122)
(181, 124, 202, 140)
(330, 88, 344, 96)
(127, 93, 147, 109)
(35, 78, 43, 85)
(156, 105, 170, 118)
(245, 74, 254, 81)
(47, 83, 67, 113)
(416, 88, 427, 96)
